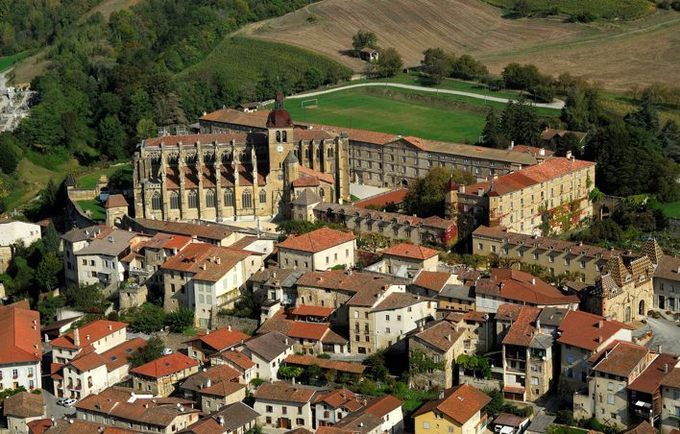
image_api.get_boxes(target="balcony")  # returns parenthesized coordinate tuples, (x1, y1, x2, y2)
(632, 401, 653, 419)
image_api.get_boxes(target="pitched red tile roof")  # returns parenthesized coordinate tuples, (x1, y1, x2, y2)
(200, 109, 270, 129)
(495, 304, 523, 322)
(253, 381, 315, 403)
(292, 176, 320, 188)
(217, 350, 256, 370)
(413, 321, 465, 353)
(298, 165, 334, 185)
(313, 388, 364, 411)
(628, 353, 678, 393)
(187, 327, 250, 352)
(383, 242, 439, 260)
(476, 268, 579, 306)
(502, 306, 541, 347)
(285, 355, 365, 375)
(142, 233, 193, 251)
(510, 145, 555, 157)
(3, 391, 44, 418)
(69, 337, 145, 373)
(661, 367, 680, 389)
(363, 394, 403, 417)
(0, 305, 41, 364)
(104, 194, 128, 209)
(354, 188, 409, 209)
(144, 132, 250, 147)
(414, 271, 453, 293)
(130, 352, 199, 379)
(414, 384, 490, 425)
(278, 227, 355, 253)
(51, 320, 127, 351)
(287, 321, 331, 341)
(290, 305, 335, 318)
(591, 341, 649, 377)
(557, 310, 631, 351)
(161, 243, 251, 282)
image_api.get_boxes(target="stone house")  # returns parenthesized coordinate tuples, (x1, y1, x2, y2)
(182, 402, 260, 434)
(186, 326, 250, 364)
(413, 384, 491, 434)
(0, 220, 41, 273)
(179, 364, 246, 413)
(253, 382, 315, 430)
(210, 349, 257, 384)
(378, 242, 439, 277)
(661, 366, 680, 434)
(130, 352, 200, 397)
(3, 391, 45, 434)
(277, 227, 356, 272)
(240, 331, 294, 381)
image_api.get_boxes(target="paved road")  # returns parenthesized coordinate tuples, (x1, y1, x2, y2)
(639, 316, 680, 355)
(43, 390, 75, 420)
(287, 82, 565, 110)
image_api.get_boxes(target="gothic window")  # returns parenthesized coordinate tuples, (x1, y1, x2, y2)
(242, 191, 252, 209)
(206, 189, 216, 208)
(170, 191, 180, 209)
(259, 190, 267, 204)
(151, 192, 162, 211)
(282, 131, 287, 142)
(188, 190, 198, 209)
(316, 148, 321, 159)
(224, 189, 234, 207)
(327, 148, 334, 158)
(276, 131, 281, 143)
(320, 188, 325, 198)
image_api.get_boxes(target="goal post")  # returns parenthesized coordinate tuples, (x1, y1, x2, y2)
(300, 98, 318, 109)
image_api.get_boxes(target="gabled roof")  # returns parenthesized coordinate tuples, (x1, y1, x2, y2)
(104, 194, 128, 209)
(623, 421, 656, 434)
(161, 243, 251, 282)
(130, 352, 199, 379)
(383, 242, 438, 260)
(3, 391, 44, 418)
(244, 331, 292, 362)
(253, 381, 315, 404)
(131, 218, 234, 242)
(502, 306, 552, 349)
(186, 327, 249, 352)
(476, 268, 579, 306)
(51, 320, 127, 351)
(591, 341, 649, 377)
(354, 188, 409, 209)
(286, 355, 365, 375)
(0, 304, 41, 364)
(68, 337, 145, 373)
(183, 402, 259, 434)
(413, 384, 490, 425)
(277, 227, 355, 253)
(557, 310, 631, 351)
(628, 353, 678, 393)
(291, 305, 335, 318)
(412, 321, 465, 353)
(372, 292, 431, 312)
(287, 322, 332, 341)
(291, 188, 322, 206)
(661, 367, 680, 389)
(180, 364, 241, 393)
(413, 271, 453, 293)
(215, 350, 256, 370)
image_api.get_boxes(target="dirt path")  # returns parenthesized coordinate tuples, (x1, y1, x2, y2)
(288, 82, 565, 109)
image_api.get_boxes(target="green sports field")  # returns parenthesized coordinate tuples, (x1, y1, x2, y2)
(285, 87, 557, 143)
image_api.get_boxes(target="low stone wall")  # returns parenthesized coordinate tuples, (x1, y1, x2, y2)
(67, 188, 98, 201)
(213, 314, 259, 335)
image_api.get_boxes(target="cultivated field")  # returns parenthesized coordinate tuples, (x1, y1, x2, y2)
(241, 0, 680, 92)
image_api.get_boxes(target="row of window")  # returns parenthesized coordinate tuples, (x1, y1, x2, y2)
(151, 189, 266, 211)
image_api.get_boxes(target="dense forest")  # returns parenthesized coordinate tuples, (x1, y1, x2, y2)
(0, 0, 351, 173)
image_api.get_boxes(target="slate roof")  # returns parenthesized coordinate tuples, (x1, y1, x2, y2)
(244, 331, 292, 362)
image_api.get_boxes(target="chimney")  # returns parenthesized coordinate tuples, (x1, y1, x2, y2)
(477, 188, 484, 197)
(446, 334, 451, 342)
(539, 148, 545, 156)
(509, 141, 514, 150)
(598, 320, 604, 329)
(566, 150, 573, 160)
(458, 185, 466, 194)
(664, 364, 669, 374)
(531, 277, 535, 285)
(285, 338, 289, 346)
(228, 325, 232, 332)
(205, 378, 212, 388)
(73, 328, 81, 347)
(536, 319, 541, 330)
(218, 416, 225, 426)
(108, 324, 112, 331)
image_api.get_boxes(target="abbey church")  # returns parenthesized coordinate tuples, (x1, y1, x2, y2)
(132, 94, 349, 221)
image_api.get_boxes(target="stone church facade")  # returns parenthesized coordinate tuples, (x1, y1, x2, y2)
(133, 95, 349, 221)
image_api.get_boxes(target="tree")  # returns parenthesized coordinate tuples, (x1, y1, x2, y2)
(98, 115, 127, 160)
(404, 167, 475, 217)
(352, 30, 378, 55)
(512, 0, 531, 16)
(450, 54, 488, 80)
(372, 48, 403, 78)
(625, 89, 660, 133)
(500, 98, 542, 146)
(34, 252, 62, 292)
(44, 222, 60, 255)
(421, 48, 452, 85)
(481, 108, 506, 149)
(0, 133, 20, 174)
(126, 303, 167, 333)
(130, 336, 165, 367)
(63, 284, 107, 313)
(37, 295, 65, 325)
(166, 307, 194, 333)
(277, 363, 304, 380)
(136, 118, 157, 142)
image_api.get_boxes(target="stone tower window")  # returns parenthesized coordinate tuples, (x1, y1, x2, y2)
(170, 191, 180, 209)
(151, 192, 162, 211)
(224, 189, 234, 206)
(282, 131, 287, 142)
(259, 190, 267, 204)
(187, 190, 198, 209)
(206, 189, 216, 208)
(242, 191, 252, 209)
(276, 131, 281, 143)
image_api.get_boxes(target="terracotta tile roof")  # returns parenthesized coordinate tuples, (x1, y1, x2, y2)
(313, 388, 363, 411)
(298, 165, 335, 185)
(104, 194, 128, 209)
(623, 421, 656, 434)
(494, 412, 528, 427)
(161, 243, 251, 282)
(401, 137, 539, 165)
(187, 327, 250, 352)
(540, 128, 587, 141)
(464, 157, 594, 197)
(628, 353, 678, 393)
(216, 350, 256, 370)
(314, 203, 456, 233)
(557, 310, 631, 351)
(495, 304, 523, 322)
(654, 254, 680, 282)
(414, 384, 490, 425)
(414, 271, 453, 293)
(3, 391, 44, 418)
(510, 145, 555, 157)
(131, 218, 233, 242)
(253, 381, 314, 404)
(28, 418, 137, 434)
(475, 268, 579, 306)
(502, 306, 542, 347)
(291, 305, 335, 318)
(661, 367, 680, 389)
(278, 227, 355, 253)
(355, 188, 409, 209)
(383, 242, 439, 260)
(591, 341, 649, 377)
(200, 108, 270, 129)
(184, 402, 259, 434)
(372, 292, 432, 312)
(292, 176, 320, 188)
(76, 387, 198, 427)
(130, 352, 199, 379)
(142, 233, 193, 251)
(200, 380, 246, 398)
(288, 321, 332, 341)
(51, 320, 127, 351)
(463, 310, 490, 323)
(69, 337, 145, 373)
(285, 354, 365, 375)
(144, 132, 250, 147)
(413, 321, 465, 353)
(0, 305, 41, 364)
(180, 364, 241, 393)
(363, 394, 403, 417)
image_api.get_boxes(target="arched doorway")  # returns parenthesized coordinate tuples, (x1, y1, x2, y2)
(625, 306, 632, 323)
(639, 299, 645, 316)
(401, 179, 408, 187)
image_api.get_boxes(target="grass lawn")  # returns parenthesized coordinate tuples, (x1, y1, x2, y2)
(376, 72, 524, 100)
(77, 199, 106, 221)
(285, 87, 557, 143)
(77, 162, 131, 189)
(482, 0, 654, 19)
(0, 51, 32, 73)
(657, 201, 680, 219)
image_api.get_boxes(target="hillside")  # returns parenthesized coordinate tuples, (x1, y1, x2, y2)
(241, 0, 680, 92)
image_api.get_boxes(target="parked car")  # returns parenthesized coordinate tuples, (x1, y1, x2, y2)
(162, 348, 173, 355)
(56, 398, 66, 406)
(61, 398, 77, 407)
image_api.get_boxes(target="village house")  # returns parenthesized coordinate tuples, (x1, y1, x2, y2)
(50, 320, 129, 399)
(410, 271, 458, 299)
(312, 388, 365, 428)
(277, 227, 356, 272)
(250, 267, 303, 305)
(0, 302, 42, 392)
(253, 381, 316, 430)
(473, 268, 579, 313)
(573, 341, 656, 428)
(413, 384, 491, 434)
(75, 387, 201, 433)
(501, 306, 555, 402)
(652, 252, 680, 313)
(27, 418, 138, 434)
(131, 352, 200, 397)
(160, 242, 262, 327)
(3, 391, 45, 434)
(408, 320, 476, 390)
(557, 310, 633, 393)
(123, 217, 239, 246)
(181, 402, 260, 434)
(627, 352, 678, 428)
(446, 156, 595, 236)
(660, 365, 680, 434)
(186, 326, 250, 363)
(374, 243, 440, 277)
(328, 394, 404, 434)
(0, 220, 41, 273)
(179, 364, 246, 413)
(210, 349, 257, 383)
(240, 331, 295, 381)
(284, 355, 366, 382)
